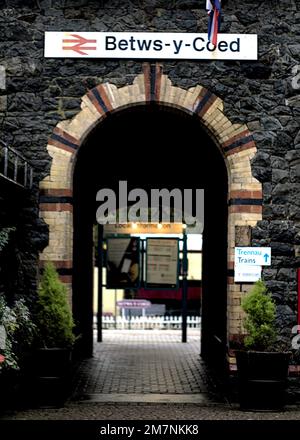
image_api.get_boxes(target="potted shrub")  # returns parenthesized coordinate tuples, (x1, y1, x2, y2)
(33, 262, 75, 406)
(235, 280, 290, 411)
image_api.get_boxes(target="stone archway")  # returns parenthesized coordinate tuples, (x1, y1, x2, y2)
(39, 63, 262, 356)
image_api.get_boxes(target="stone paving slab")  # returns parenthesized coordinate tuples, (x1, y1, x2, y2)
(76, 393, 215, 404)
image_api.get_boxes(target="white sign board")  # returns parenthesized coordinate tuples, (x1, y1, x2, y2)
(44, 32, 258, 60)
(146, 238, 179, 287)
(235, 247, 271, 266)
(117, 300, 151, 309)
(235, 265, 262, 283)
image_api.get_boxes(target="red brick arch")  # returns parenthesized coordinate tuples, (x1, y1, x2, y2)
(39, 63, 262, 344)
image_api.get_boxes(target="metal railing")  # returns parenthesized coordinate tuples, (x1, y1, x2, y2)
(0, 140, 34, 189)
(97, 315, 201, 330)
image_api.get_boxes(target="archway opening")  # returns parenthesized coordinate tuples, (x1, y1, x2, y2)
(73, 104, 228, 379)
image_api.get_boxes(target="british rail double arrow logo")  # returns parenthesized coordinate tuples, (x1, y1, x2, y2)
(62, 34, 97, 55)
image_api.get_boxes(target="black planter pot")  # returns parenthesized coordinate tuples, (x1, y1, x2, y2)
(32, 348, 72, 407)
(236, 350, 290, 411)
(0, 370, 21, 409)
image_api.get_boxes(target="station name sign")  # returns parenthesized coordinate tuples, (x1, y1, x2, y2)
(44, 32, 258, 61)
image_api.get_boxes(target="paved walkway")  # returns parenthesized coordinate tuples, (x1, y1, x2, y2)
(2, 330, 300, 421)
(71, 329, 222, 403)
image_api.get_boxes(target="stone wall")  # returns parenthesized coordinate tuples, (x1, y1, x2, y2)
(0, 0, 299, 350)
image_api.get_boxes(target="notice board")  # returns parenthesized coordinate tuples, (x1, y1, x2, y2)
(106, 237, 140, 289)
(146, 238, 179, 289)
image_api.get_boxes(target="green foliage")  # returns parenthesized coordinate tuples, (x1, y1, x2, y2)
(241, 280, 277, 351)
(0, 295, 19, 372)
(0, 295, 36, 372)
(36, 262, 75, 349)
(0, 227, 16, 253)
(13, 298, 37, 364)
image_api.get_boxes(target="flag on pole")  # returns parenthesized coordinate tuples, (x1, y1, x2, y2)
(206, 0, 222, 47)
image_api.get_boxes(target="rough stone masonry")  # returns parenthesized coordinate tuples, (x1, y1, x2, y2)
(0, 0, 299, 360)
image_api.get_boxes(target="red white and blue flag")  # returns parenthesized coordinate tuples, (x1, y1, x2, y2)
(206, 0, 222, 47)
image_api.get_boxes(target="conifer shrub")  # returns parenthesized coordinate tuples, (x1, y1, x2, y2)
(241, 280, 277, 351)
(36, 262, 75, 349)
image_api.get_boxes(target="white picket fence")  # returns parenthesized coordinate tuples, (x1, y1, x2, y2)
(97, 315, 201, 330)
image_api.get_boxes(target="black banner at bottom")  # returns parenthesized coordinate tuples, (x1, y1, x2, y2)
(1, 420, 300, 439)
